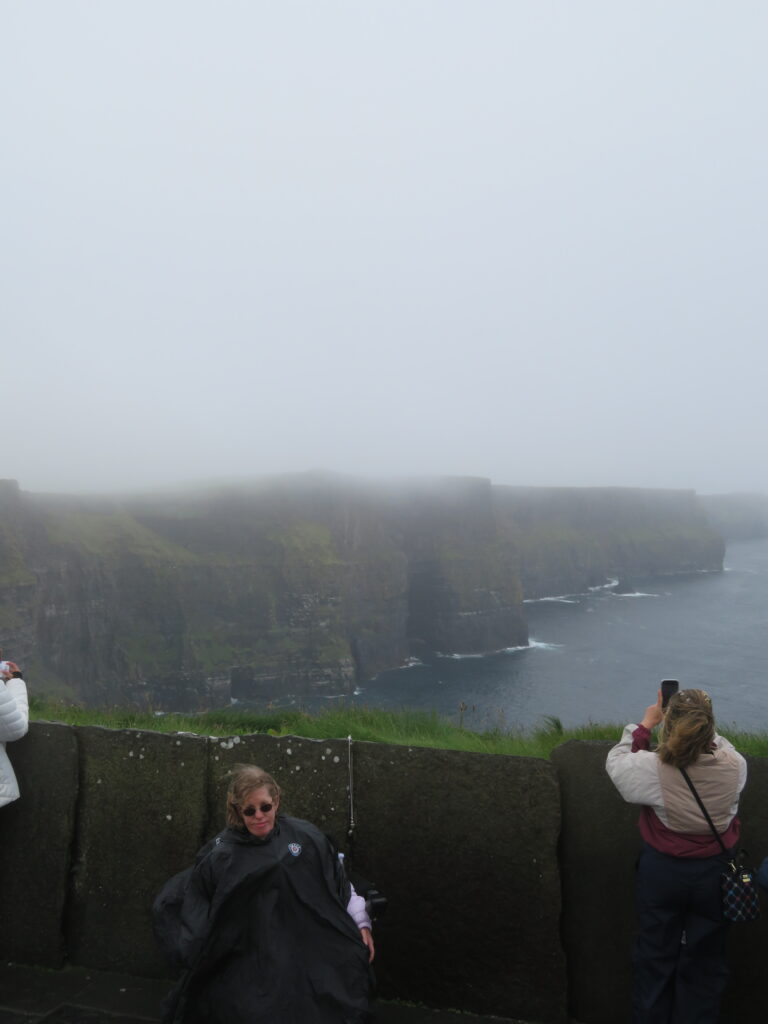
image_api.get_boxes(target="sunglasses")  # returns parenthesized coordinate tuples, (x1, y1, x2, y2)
(241, 802, 273, 817)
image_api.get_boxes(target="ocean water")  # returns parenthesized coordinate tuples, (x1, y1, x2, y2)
(313, 538, 768, 732)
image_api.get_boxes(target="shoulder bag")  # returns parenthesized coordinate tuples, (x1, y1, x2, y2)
(680, 767, 760, 923)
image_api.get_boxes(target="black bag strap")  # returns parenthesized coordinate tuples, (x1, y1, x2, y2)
(679, 766, 731, 861)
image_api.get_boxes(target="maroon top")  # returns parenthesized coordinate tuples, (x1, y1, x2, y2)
(630, 725, 741, 858)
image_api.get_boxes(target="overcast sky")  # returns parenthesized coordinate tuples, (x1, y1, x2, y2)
(3, 2, 768, 496)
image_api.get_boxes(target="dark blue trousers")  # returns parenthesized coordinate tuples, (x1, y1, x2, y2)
(633, 844, 729, 1024)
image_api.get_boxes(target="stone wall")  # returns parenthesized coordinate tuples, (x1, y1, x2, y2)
(2, 725, 766, 1023)
(550, 741, 768, 1024)
(0, 723, 565, 1024)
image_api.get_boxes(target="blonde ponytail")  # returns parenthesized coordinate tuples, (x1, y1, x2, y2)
(656, 689, 715, 769)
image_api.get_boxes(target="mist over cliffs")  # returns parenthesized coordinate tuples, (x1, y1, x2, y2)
(698, 492, 768, 540)
(0, 475, 724, 709)
(498, 485, 724, 598)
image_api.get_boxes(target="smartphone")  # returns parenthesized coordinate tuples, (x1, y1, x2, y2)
(661, 679, 679, 708)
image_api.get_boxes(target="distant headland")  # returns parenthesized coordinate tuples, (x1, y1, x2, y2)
(0, 475, 737, 709)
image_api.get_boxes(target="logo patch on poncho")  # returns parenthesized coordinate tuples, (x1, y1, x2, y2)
(288, 842, 302, 857)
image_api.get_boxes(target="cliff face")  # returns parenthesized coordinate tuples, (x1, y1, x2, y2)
(0, 477, 723, 709)
(494, 485, 725, 599)
(698, 492, 768, 540)
(0, 476, 527, 708)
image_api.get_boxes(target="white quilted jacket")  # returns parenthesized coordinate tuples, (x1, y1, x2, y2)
(0, 678, 29, 807)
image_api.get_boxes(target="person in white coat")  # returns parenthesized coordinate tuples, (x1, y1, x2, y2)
(0, 670, 29, 808)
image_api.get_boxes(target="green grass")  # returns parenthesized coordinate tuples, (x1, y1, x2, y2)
(42, 509, 201, 564)
(28, 698, 768, 758)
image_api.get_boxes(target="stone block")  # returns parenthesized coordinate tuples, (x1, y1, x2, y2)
(550, 740, 637, 1024)
(0, 722, 77, 966)
(66, 727, 209, 976)
(351, 741, 567, 1024)
(552, 740, 768, 1024)
(720, 754, 768, 1022)
(203, 732, 352, 847)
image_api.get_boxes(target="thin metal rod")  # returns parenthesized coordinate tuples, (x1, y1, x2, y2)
(347, 733, 355, 841)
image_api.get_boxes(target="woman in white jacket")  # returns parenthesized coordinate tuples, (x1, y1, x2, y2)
(606, 688, 746, 1024)
(0, 671, 29, 808)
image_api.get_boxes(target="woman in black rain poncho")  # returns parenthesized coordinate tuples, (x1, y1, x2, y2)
(155, 764, 374, 1024)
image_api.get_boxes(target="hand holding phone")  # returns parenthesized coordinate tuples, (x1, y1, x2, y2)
(661, 679, 679, 709)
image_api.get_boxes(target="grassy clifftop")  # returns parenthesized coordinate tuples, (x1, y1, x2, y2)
(29, 698, 768, 758)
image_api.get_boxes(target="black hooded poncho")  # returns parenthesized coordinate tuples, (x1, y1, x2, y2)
(154, 815, 372, 1024)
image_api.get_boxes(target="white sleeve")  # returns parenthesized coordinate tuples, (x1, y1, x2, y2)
(346, 883, 372, 931)
(714, 733, 748, 795)
(605, 723, 663, 806)
(0, 680, 28, 743)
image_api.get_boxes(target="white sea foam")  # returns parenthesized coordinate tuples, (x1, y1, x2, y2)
(421, 639, 560, 661)
(528, 638, 564, 650)
(398, 657, 424, 669)
(526, 578, 618, 603)
(588, 578, 619, 592)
